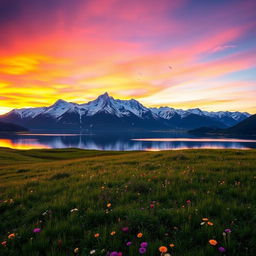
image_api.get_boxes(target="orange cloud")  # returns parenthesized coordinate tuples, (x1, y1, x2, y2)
(0, 0, 255, 114)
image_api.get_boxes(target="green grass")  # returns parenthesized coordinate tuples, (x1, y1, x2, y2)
(0, 148, 256, 255)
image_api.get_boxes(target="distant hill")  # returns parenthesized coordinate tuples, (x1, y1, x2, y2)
(189, 114, 256, 136)
(225, 114, 256, 135)
(0, 121, 28, 132)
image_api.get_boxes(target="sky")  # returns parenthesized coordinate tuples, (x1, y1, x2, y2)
(0, 0, 256, 114)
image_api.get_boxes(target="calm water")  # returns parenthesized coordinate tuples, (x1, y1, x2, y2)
(0, 132, 256, 150)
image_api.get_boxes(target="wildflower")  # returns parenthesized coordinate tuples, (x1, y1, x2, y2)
(70, 208, 78, 213)
(186, 199, 191, 204)
(90, 249, 96, 254)
(126, 241, 132, 246)
(94, 233, 100, 238)
(122, 227, 129, 232)
(139, 247, 147, 254)
(159, 246, 168, 253)
(150, 204, 154, 208)
(169, 243, 175, 248)
(209, 239, 218, 246)
(200, 222, 205, 225)
(33, 228, 41, 233)
(117, 253, 122, 256)
(74, 248, 79, 253)
(202, 218, 209, 221)
(165, 254, 171, 256)
(1, 241, 7, 247)
(218, 247, 226, 253)
(8, 233, 15, 239)
(207, 221, 214, 226)
(224, 228, 231, 233)
(110, 231, 116, 236)
(137, 233, 143, 238)
(140, 242, 148, 248)
(110, 252, 118, 256)
(107, 203, 112, 208)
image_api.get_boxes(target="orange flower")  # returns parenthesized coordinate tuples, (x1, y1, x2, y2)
(94, 233, 100, 238)
(202, 218, 209, 221)
(159, 246, 168, 253)
(169, 243, 175, 248)
(8, 233, 15, 239)
(137, 233, 143, 238)
(207, 221, 214, 226)
(110, 231, 116, 236)
(209, 239, 218, 246)
(107, 203, 111, 208)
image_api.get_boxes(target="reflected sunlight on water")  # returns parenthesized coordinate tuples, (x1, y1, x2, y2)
(0, 139, 50, 150)
(132, 138, 256, 142)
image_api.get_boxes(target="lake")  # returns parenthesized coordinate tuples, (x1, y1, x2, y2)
(0, 132, 256, 150)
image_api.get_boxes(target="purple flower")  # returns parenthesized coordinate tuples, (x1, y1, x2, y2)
(110, 252, 119, 256)
(218, 247, 226, 253)
(140, 242, 148, 248)
(224, 228, 231, 233)
(33, 228, 41, 233)
(126, 241, 132, 246)
(122, 227, 129, 232)
(139, 247, 147, 254)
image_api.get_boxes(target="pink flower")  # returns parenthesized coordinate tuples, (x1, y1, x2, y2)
(122, 227, 129, 232)
(33, 228, 41, 233)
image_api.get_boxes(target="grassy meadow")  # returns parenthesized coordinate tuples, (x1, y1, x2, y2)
(0, 148, 256, 256)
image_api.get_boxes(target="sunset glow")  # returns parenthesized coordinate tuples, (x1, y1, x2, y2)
(0, 0, 256, 113)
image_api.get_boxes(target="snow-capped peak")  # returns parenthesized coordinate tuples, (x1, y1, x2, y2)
(2, 93, 251, 125)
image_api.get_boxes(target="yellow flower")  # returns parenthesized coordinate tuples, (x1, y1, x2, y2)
(74, 248, 79, 253)
(159, 246, 168, 253)
(137, 233, 143, 238)
(107, 203, 111, 208)
(110, 231, 116, 236)
(94, 233, 100, 238)
(169, 243, 175, 248)
(209, 239, 218, 246)
(8, 233, 15, 239)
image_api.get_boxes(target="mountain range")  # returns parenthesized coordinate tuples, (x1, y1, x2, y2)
(0, 92, 251, 131)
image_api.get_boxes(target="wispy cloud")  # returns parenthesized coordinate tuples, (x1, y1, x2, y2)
(210, 44, 236, 53)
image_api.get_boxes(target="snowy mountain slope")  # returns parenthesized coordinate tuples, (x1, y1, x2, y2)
(0, 92, 251, 130)
(150, 106, 250, 126)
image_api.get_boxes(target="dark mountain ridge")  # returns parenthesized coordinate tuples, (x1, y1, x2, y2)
(0, 93, 251, 131)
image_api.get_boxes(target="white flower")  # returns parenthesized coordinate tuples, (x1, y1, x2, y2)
(70, 208, 79, 213)
(90, 249, 96, 254)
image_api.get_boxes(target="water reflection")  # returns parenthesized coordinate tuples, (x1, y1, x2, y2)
(0, 132, 255, 151)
